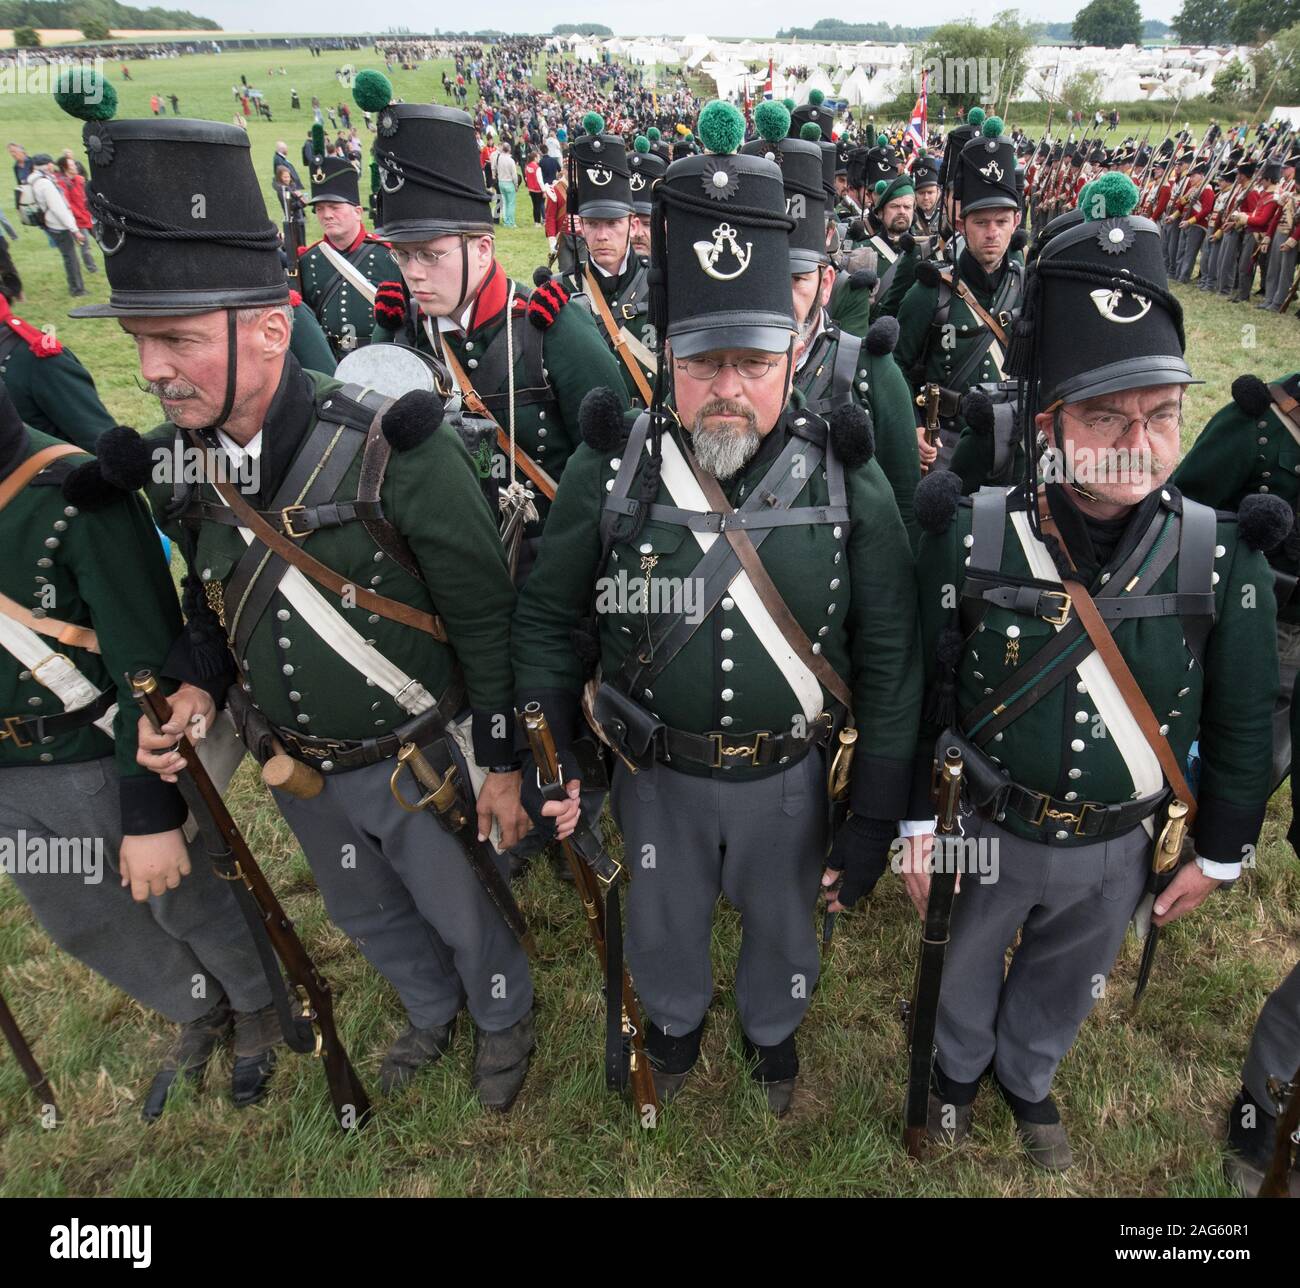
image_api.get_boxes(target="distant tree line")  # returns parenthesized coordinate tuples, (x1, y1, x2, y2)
(0, 0, 219, 30)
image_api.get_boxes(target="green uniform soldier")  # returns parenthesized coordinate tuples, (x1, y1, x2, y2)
(627, 133, 667, 261)
(512, 101, 924, 1116)
(0, 380, 282, 1122)
(359, 75, 628, 574)
(556, 113, 657, 409)
(894, 117, 1026, 482)
(61, 88, 539, 1112)
(0, 292, 115, 451)
(297, 154, 400, 360)
(909, 173, 1281, 1171)
(287, 285, 337, 375)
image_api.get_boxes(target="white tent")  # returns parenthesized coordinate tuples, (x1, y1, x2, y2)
(798, 67, 836, 101)
(837, 65, 874, 107)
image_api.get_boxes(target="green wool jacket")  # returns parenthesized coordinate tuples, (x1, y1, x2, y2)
(915, 485, 1277, 861)
(290, 299, 338, 376)
(1173, 373, 1300, 625)
(1, 426, 187, 834)
(374, 264, 630, 531)
(0, 323, 115, 452)
(827, 268, 875, 338)
(298, 230, 400, 359)
(144, 360, 518, 768)
(794, 316, 921, 543)
(513, 390, 923, 817)
(564, 254, 656, 409)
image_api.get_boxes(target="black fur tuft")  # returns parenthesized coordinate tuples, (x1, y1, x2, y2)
(935, 626, 965, 669)
(532, 265, 553, 286)
(897, 232, 915, 253)
(579, 387, 628, 451)
(61, 459, 120, 510)
(827, 403, 874, 467)
(97, 426, 154, 491)
(915, 259, 942, 289)
(1238, 493, 1293, 553)
(914, 469, 963, 533)
(847, 218, 867, 241)
(1009, 227, 1028, 252)
(865, 315, 899, 356)
(382, 390, 444, 451)
(848, 267, 878, 291)
(1231, 374, 1271, 418)
(960, 389, 995, 435)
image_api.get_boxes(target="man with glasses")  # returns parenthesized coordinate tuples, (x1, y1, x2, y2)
(910, 173, 1280, 1171)
(513, 102, 925, 1117)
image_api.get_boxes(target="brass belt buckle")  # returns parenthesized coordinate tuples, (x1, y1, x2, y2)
(1041, 590, 1073, 627)
(1044, 805, 1081, 827)
(280, 505, 310, 539)
(620, 303, 637, 321)
(0, 714, 32, 748)
(708, 731, 768, 768)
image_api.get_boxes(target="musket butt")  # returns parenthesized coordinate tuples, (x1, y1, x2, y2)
(903, 1126, 928, 1160)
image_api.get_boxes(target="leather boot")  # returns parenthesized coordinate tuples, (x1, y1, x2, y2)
(472, 1010, 535, 1112)
(927, 1092, 974, 1144)
(141, 997, 233, 1122)
(1224, 1086, 1299, 1196)
(997, 1077, 1073, 1171)
(644, 1018, 704, 1108)
(230, 1000, 285, 1108)
(380, 1018, 456, 1093)
(741, 1031, 798, 1118)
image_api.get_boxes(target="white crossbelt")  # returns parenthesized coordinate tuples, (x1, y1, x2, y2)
(868, 235, 898, 264)
(318, 241, 378, 304)
(0, 612, 116, 736)
(620, 323, 658, 375)
(656, 434, 824, 722)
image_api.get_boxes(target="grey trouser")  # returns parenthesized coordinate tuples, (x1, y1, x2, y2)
(49, 228, 85, 294)
(1243, 958, 1300, 1111)
(0, 757, 272, 1023)
(1263, 231, 1298, 309)
(1199, 235, 1221, 289)
(1230, 233, 1261, 301)
(272, 750, 532, 1033)
(1163, 222, 1182, 274)
(935, 811, 1149, 1102)
(1217, 230, 1243, 295)
(610, 750, 828, 1047)
(1272, 620, 1300, 791)
(1176, 225, 1206, 283)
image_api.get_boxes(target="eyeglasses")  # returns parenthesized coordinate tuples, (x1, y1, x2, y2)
(675, 356, 783, 381)
(391, 245, 458, 270)
(1060, 405, 1183, 441)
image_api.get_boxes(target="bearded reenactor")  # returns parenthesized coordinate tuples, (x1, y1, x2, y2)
(0, 376, 281, 1122)
(557, 112, 656, 408)
(894, 116, 1025, 482)
(362, 76, 627, 572)
(910, 172, 1281, 1172)
(0, 289, 115, 451)
(745, 100, 921, 540)
(296, 154, 398, 360)
(513, 101, 924, 1116)
(61, 92, 539, 1111)
(627, 133, 666, 261)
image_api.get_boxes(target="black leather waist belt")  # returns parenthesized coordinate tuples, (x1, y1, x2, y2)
(183, 499, 385, 538)
(662, 713, 833, 772)
(989, 781, 1168, 843)
(0, 689, 115, 748)
(271, 681, 464, 773)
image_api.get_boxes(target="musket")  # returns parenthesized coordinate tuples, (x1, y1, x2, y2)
(518, 703, 658, 1121)
(901, 744, 964, 1159)
(916, 382, 941, 474)
(389, 741, 536, 956)
(1259, 1058, 1300, 1198)
(0, 985, 56, 1117)
(1132, 797, 1190, 1005)
(280, 186, 305, 287)
(130, 670, 372, 1130)
(821, 725, 858, 952)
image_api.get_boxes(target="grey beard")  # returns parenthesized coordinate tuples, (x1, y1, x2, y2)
(691, 420, 762, 480)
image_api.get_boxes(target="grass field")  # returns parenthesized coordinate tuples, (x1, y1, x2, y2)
(1, 49, 1298, 1199)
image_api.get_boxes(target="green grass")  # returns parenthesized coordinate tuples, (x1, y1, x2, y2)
(2, 50, 1299, 1198)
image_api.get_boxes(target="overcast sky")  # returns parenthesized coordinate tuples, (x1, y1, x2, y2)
(192, 4, 1185, 38)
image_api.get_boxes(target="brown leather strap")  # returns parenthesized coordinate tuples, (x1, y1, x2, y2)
(1060, 575, 1197, 826)
(0, 589, 99, 652)
(356, 399, 425, 582)
(440, 338, 558, 500)
(206, 474, 448, 641)
(584, 269, 655, 405)
(0, 443, 83, 513)
(684, 451, 854, 711)
(950, 276, 1009, 345)
(1269, 381, 1300, 421)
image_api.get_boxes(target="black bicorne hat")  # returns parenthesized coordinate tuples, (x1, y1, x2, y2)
(71, 117, 287, 318)
(957, 118, 1020, 214)
(571, 113, 633, 219)
(627, 138, 667, 217)
(652, 101, 794, 359)
(741, 134, 827, 272)
(305, 153, 361, 206)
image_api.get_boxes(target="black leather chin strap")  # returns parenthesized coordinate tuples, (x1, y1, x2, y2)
(209, 308, 240, 432)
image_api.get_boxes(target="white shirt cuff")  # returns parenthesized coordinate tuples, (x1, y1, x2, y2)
(1195, 855, 1240, 881)
(899, 819, 936, 838)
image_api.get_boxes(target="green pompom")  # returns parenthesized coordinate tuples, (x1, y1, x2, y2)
(967, 106, 985, 128)
(800, 121, 823, 142)
(684, 131, 694, 142)
(647, 126, 661, 141)
(352, 69, 392, 112)
(634, 134, 650, 153)
(1080, 171, 1139, 221)
(875, 179, 888, 196)
(697, 100, 745, 156)
(782, 97, 797, 111)
(808, 88, 825, 106)
(754, 99, 791, 145)
(583, 111, 605, 136)
(982, 116, 1004, 138)
(312, 122, 325, 155)
(53, 70, 117, 122)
